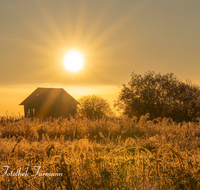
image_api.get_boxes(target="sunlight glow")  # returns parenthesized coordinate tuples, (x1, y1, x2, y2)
(64, 51, 84, 72)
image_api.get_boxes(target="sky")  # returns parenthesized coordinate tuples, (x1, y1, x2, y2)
(1, 0, 200, 116)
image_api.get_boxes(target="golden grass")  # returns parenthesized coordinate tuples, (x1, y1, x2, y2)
(0, 115, 199, 189)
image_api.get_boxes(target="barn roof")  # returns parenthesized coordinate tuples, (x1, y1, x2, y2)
(19, 87, 79, 105)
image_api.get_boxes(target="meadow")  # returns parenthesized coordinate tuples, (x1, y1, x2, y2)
(0, 114, 200, 190)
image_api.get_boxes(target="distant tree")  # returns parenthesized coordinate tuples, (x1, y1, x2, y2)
(115, 71, 200, 122)
(77, 95, 113, 119)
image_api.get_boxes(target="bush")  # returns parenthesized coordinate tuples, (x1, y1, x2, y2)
(77, 95, 113, 120)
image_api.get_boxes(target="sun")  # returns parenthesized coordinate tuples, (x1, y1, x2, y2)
(64, 51, 84, 72)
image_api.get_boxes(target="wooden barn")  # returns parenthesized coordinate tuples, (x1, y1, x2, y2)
(20, 87, 79, 118)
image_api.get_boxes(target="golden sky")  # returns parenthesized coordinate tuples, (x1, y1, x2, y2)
(1, 0, 200, 116)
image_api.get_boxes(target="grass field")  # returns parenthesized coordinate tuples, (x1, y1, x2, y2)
(0, 114, 200, 189)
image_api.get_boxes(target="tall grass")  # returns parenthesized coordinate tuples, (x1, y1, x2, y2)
(0, 115, 199, 189)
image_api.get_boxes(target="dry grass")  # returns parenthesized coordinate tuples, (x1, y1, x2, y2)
(0, 114, 200, 189)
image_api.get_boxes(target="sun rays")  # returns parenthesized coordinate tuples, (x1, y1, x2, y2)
(21, 0, 133, 86)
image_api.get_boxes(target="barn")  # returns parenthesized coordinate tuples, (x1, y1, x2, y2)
(20, 87, 79, 118)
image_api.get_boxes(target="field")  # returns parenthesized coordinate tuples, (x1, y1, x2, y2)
(0, 114, 200, 190)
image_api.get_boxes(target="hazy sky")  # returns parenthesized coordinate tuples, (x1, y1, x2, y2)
(1, 0, 200, 116)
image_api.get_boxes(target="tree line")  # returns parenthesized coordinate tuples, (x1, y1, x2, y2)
(77, 71, 200, 122)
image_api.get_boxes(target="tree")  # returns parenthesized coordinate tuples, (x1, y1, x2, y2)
(77, 95, 113, 119)
(115, 71, 200, 122)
